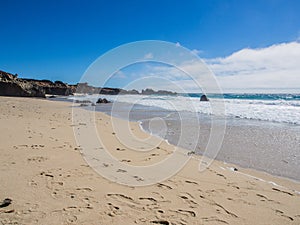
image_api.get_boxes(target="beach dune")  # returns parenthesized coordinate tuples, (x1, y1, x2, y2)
(0, 97, 300, 225)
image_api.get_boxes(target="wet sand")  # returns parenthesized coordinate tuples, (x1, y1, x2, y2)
(94, 102, 300, 181)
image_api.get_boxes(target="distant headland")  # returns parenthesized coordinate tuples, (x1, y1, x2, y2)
(0, 70, 177, 98)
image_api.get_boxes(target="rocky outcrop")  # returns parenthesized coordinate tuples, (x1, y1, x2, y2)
(141, 88, 176, 96)
(200, 94, 209, 101)
(73, 84, 177, 96)
(23, 79, 73, 96)
(74, 83, 140, 95)
(0, 70, 178, 97)
(155, 90, 177, 95)
(96, 98, 110, 104)
(0, 70, 45, 97)
(121, 89, 139, 95)
(0, 70, 76, 97)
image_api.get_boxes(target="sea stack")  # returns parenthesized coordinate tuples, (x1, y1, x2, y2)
(96, 98, 110, 104)
(200, 94, 209, 101)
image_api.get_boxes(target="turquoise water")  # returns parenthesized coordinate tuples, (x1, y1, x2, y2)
(185, 93, 300, 101)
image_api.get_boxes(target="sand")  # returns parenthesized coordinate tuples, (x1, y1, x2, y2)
(0, 96, 300, 225)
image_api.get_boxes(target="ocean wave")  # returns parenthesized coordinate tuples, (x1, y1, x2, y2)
(70, 94, 300, 125)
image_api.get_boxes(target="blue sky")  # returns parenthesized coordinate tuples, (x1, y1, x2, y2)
(1, 0, 300, 91)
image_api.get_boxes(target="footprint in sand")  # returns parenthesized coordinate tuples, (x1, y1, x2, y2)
(179, 193, 198, 206)
(256, 193, 280, 204)
(150, 220, 170, 225)
(185, 180, 198, 185)
(76, 187, 93, 192)
(66, 215, 77, 223)
(201, 216, 229, 224)
(275, 209, 294, 221)
(138, 197, 157, 205)
(272, 188, 294, 196)
(171, 209, 196, 217)
(213, 203, 238, 218)
(151, 192, 165, 201)
(107, 193, 134, 202)
(27, 156, 48, 163)
(227, 197, 255, 206)
(121, 159, 131, 163)
(106, 193, 136, 210)
(107, 202, 121, 217)
(157, 183, 173, 190)
(157, 209, 164, 214)
(227, 182, 240, 190)
(133, 175, 144, 181)
(40, 172, 54, 178)
(216, 173, 227, 179)
(205, 189, 226, 198)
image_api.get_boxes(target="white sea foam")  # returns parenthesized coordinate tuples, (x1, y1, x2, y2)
(70, 94, 300, 125)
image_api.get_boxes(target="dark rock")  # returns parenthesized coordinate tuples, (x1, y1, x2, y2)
(141, 88, 176, 96)
(96, 98, 110, 104)
(100, 88, 120, 95)
(0, 70, 76, 97)
(0, 198, 12, 208)
(0, 70, 45, 97)
(200, 94, 209, 101)
(24, 78, 74, 95)
(74, 83, 122, 95)
(0, 70, 177, 97)
(141, 88, 155, 95)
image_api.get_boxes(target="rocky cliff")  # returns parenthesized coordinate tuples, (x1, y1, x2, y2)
(0, 71, 45, 97)
(0, 70, 76, 97)
(0, 70, 177, 97)
(23, 79, 74, 96)
(74, 83, 140, 95)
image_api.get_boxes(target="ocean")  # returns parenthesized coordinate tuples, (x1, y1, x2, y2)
(70, 93, 300, 125)
(67, 93, 300, 181)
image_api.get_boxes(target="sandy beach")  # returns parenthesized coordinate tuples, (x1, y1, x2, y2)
(1, 96, 300, 225)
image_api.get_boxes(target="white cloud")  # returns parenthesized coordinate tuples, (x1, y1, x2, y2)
(139, 42, 300, 92)
(144, 52, 153, 59)
(114, 42, 300, 93)
(191, 49, 202, 55)
(207, 42, 300, 92)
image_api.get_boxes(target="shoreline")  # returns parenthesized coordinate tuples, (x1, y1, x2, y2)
(1, 96, 300, 224)
(135, 115, 300, 187)
(72, 98, 300, 182)
(136, 114, 300, 191)
(67, 93, 300, 126)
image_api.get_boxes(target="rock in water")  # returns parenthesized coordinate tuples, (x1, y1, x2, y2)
(200, 94, 209, 101)
(96, 98, 110, 104)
